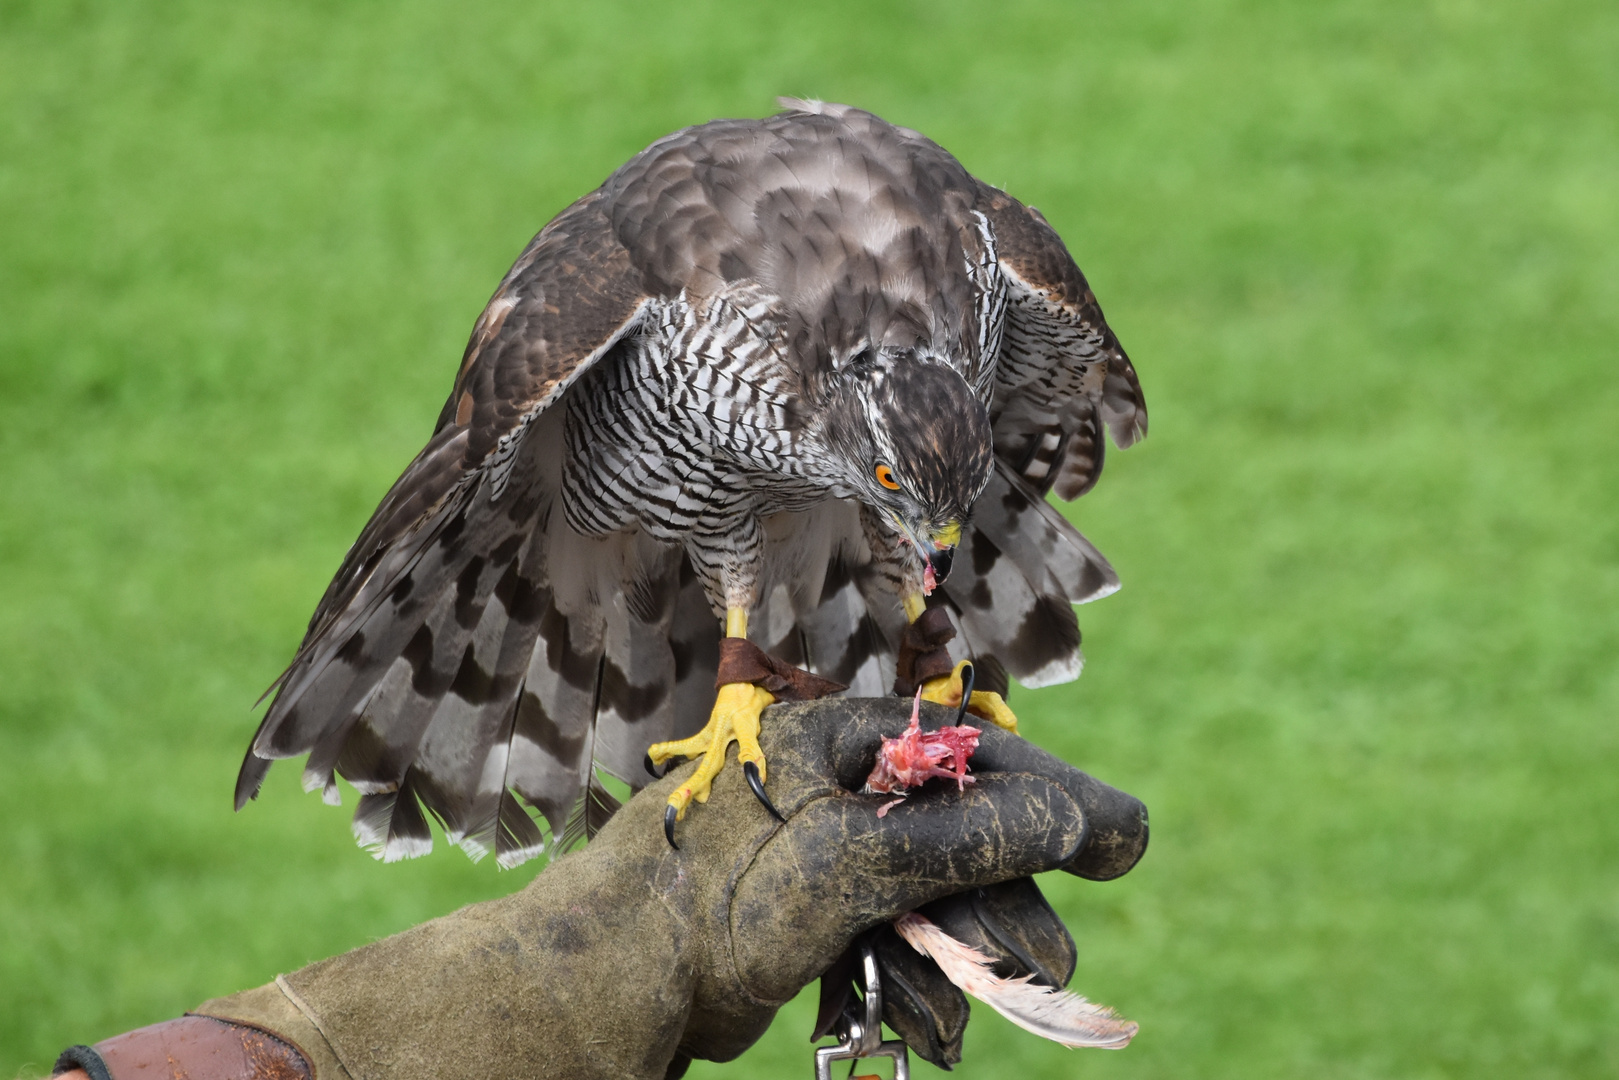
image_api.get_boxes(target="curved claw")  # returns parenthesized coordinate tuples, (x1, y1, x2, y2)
(664, 804, 680, 850)
(744, 760, 786, 823)
(644, 752, 664, 780)
(953, 662, 976, 726)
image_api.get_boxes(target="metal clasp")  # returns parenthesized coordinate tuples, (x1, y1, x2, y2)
(813, 942, 910, 1080)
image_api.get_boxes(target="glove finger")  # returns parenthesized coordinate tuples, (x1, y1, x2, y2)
(959, 724, 1149, 882)
(796, 697, 1148, 882)
(917, 879, 1076, 989)
(811, 948, 859, 1041)
(873, 926, 969, 1069)
(812, 932, 970, 1071)
(730, 772, 1086, 1000)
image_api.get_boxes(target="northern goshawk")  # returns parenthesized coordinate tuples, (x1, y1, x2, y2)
(235, 100, 1147, 864)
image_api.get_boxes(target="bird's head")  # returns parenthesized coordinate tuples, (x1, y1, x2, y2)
(823, 350, 994, 591)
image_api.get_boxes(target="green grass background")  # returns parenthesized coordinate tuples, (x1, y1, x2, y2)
(3, 0, 1615, 1076)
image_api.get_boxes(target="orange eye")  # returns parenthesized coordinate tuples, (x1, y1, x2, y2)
(875, 464, 900, 490)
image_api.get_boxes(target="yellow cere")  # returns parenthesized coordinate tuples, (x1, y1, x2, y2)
(931, 521, 962, 548)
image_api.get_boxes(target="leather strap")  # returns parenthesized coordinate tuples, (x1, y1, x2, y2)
(58, 1016, 312, 1080)
(893, 606, 957, 696)
(715, 637, 847, 701)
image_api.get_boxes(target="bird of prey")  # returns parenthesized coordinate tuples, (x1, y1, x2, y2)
(235, 100, 1147, 866)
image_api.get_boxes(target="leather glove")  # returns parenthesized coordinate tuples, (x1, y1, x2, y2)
(188, 695, 1146, 1080)
(820, 876, 1082, 1069)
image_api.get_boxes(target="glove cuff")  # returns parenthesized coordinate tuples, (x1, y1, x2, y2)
(194, 981, 354, 1080)
(55, 1011, 318, 1080)
(52, 1046, 111, 1080)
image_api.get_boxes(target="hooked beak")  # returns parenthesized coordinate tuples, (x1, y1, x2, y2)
(901, 520, 961, 594)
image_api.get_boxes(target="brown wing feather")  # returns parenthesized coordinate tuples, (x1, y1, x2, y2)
(236, 191, 652, 838)
(439, 191, 655, 466)
(977, 192, 1147, 500)
(297, 192, 652, 650)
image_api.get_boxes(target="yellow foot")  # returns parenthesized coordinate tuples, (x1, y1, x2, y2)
(921, 659, 1019, 734)
(646, 681, 778, 847)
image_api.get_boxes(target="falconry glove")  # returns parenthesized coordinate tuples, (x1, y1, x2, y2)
(186, 697, 1146, 1080)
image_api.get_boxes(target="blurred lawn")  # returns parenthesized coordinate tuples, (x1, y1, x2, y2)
(2, 0, 1616, 1077)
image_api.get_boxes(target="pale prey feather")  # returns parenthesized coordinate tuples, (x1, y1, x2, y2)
(894, 912, 1137, 1050)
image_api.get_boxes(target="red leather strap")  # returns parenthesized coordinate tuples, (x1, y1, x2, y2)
(80, 1015, 312, 1080)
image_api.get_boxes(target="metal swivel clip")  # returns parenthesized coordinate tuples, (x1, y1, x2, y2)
(813, 942, 910, 1080)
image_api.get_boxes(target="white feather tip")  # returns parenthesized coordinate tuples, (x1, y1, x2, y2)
(894, 912, 1138, 1050)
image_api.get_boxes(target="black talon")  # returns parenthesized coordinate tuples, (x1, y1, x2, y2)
(953, 662, 977, 725)
(644, 753, 664, 780)
(744, 760, 786, 823)
(664, 804, 680, 850)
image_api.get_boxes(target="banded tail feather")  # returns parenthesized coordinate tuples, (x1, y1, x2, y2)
(933, 463, 1116, 688)
(558, 772, 625, 853)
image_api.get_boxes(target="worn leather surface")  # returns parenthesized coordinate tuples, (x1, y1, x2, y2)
(78, 1016, 311, 1080)
(892, 607, 957, 696)
(195, 983, 351, 1080)
(245, 697, 1143, 1080)
(714, 636, 848, 700)
(919, 878, 1078, 989)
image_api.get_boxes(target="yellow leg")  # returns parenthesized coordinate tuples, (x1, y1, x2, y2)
(903, 590, 1020, 734)
(920, 660, 1019, 733)
(648, 681, 775, 814)
(645, 607, 778, 837)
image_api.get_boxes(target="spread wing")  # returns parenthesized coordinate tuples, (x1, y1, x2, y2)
(748, 188, 1148, 698)
(980, 191, 1147, 501)
(915, 189, 1149, 689)
(235, 190, 658, 866)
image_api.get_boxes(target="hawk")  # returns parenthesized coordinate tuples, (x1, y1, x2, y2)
(235, 100, 1147, 865)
